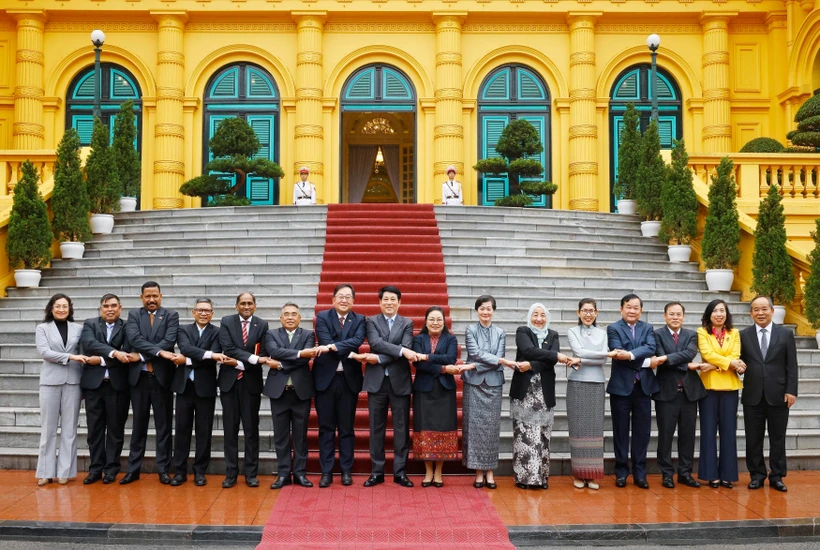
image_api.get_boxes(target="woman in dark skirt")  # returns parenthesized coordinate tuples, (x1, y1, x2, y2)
(412, 306, 459, 487)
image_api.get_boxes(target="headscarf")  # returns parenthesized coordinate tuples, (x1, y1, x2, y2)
(527, 303, 550, 345)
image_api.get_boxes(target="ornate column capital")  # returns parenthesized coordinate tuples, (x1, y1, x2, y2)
(765, 11, 787, 32)
(292, 11, 327, 27)
(566, 12, 602, 30)
(150, 11, 188, 28)
(7, 10, 47, 26)
(432, 12, 467, 29)
(699, 11, 738, 29)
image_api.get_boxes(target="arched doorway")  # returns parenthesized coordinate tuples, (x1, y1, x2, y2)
(477, 64, 551, 207)
(340, 65, 416, 203)
(203, 62, 280, 205)
(609, 64, 682, 212)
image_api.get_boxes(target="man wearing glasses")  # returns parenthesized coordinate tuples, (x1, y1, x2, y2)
(313, 284, 366, 488)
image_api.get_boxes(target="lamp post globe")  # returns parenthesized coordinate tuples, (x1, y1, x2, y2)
(646, 33, 660, 51)
(90, 29, 105, 47)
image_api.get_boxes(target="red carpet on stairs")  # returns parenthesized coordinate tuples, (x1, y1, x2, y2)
(256, 477, 514, 550)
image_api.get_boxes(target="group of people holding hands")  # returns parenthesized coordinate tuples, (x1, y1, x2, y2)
(34, 282, 797, 493)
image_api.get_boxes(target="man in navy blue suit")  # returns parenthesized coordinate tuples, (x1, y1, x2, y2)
(313, 284, 367, 488)
(606, 294, 658, 489)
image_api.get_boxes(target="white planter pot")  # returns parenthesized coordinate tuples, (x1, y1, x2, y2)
(14, 269, 41, 288)
(667, 244, 692, 263)
(772, 305, 787, 325)
(815, 330, 820, 349)
(617, 199, 637, 215)
(59, 241, 85, 260)
(119, 197, 137, 212)
(641, 220, 661, 238)
(90, 213, 115, 235)
(705, 269, 734, 292)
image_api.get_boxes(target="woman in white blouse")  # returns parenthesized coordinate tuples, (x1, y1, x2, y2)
(441, 165, 463, 205)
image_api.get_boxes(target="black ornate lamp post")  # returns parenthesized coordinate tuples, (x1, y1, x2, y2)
(90, 29, 105, 120)
(647, 33, 661, 122)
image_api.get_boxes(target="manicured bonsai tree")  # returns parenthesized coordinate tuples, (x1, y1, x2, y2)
(112, 100, 140, 198)
(804, 219, 820, 330)
(6, 160, 52, 270)
(751, 184, 795, 306)
(701, 157, 741, 270)
(180, 117, 284, 207)
(613, 103, 641, 201)
(634, 119, 664, 221)
(51, 128, 91, 243)
(85, 118, 121, 214)
(787, 93, 820, 149)
(473, 118, 556, 207)
(658, 139, 698, 245)
(740, 137, 785, 153)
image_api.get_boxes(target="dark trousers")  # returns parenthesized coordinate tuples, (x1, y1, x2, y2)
(698, 389, 739, 482)
(655, 391, 698, 478)
(173, 381, 216, 476)
(610, 383, 652, 480)
(271, 390, 311, 477)
(744, 398, 790, 483)
(315, 374, 358, 474)
(368, 377, 410, 477)
(127, 372, 174, 473)
(220, 378, 261, 479)
(85, 381, 130, 476)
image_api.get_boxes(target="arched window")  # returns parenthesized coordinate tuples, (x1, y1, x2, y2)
(65, 63, 142, 147)
(204, 63, 280, 205)
(477, 64, 551, 207)
(609, 64, 683, 211)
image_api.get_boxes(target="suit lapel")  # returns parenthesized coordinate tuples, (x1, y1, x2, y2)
(766, 324, 781, 360)
(378, 315, 391, 340)
(47, 323, 66, 352)
(340, 312, 353, 340)
(150, 308, 166, 340)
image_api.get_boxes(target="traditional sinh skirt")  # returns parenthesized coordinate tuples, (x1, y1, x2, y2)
(566, 379, 606, 480)
(511, 374, 554, 486)
(461, 381, 503, 470)
(412, 378, 459, 461)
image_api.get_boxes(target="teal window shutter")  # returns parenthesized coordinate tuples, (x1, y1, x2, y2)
(382, 68, 413, 100)
(110, 69, 139, 99)
(210, 67, 239, 98)
(345, 68, 375, 100)
(247, 67, 276, 98)
(73, 71, 96, 99)
(72, 115, 96, 145)
(481, 68, 510, 100)
(518, 68, 547, 100)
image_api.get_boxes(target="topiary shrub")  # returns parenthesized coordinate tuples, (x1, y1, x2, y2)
(701, 157, 741, 270)
(494, 193, 534, 207)
(787, 94, 820, 149)
(634, 119, 665, 221)
(804, 219, 820, 330)
(51, 128, 91, 243)
(658, 139, 698, 245)
(112, 100, 141, 198)
(86, 118, 121, 214)
(740, 137, 785, 153)
(6, 160, 52, 270)
(751, 184, 795, 306)
(613, 103, 641, 201)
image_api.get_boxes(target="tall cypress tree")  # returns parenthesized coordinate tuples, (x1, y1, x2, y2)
(658, 139, 698, 245)
(51, 128, 91, 243)
(86, 118, 121, 214)
(804, 219, 820, 329)
(701, 157, 741, 270)
(751, 184, 795, 305)
(635, 120, 665, 221)
(112, 100, 140, 198)
(6, 160, 52, 270)
(613, 103, 641, 201)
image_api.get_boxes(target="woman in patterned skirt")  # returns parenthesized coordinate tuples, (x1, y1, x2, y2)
(566, 298, 617, 490)
(412, 306, 460, 487)
(511, 304, 578, 489)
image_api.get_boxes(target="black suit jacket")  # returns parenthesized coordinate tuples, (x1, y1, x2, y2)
(263, 327, 315, 400)
(313, 308, 366, 393)
(80, 317, 130, 392)
(740, 324, 799, 407)
(652, 327, 706, 403)
(174, 322, 220, 398)
(124, 307, 179, 389)
(511, 327, 559, 409)
(218, 314, 269, 394)
(364, 314, 414, 395)
(606, 319, 659, 397)
(411, 332, 458, 392)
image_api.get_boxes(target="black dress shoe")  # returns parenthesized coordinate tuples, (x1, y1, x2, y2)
(245, 477, 260, 488)
(771, 480, 788, 492)
(83, 472, 102, 485)
(222, 476, 237, 488)
(102, 474, 116, 485)
(615, 477, 627, 488)
(473, 481, 485, 489)
(678, 476, 701, 488)
(433, 480, 444, 488)
(635, 479, 649, 489)
(294, 475, 313, 488)
(319, 473, 333, 488)
(271, 476, 292, 490)
(485, 481, 497, 490)
(170, 474, 187, 486)
(341, 472, 353, 486)
(541, 480, 548, 490)
(515, 482, 527, 489)
(662, 477, 675, 489)
(194, 474, 207, 486)
(720, 480, 733, 489)
(748, 479, 764, 490)
(421, 479, 433, 488)
(119, 472, 140, 485)
(159, 472, 171, 485)
(394, 475, 414, 488)
(363, 475, 384, 487)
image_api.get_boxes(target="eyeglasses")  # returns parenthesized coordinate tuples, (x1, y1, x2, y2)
(193, 309, 213, 314)
(579, 309, 597, 315)
(334, 295, 354, 301)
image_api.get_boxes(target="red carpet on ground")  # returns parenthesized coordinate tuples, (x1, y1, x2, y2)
(256, 477, 514, 550)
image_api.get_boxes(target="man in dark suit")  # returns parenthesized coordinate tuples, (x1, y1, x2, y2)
(172, 298, 231, 487)
(741, 295, 799, 492)
(650, 302, 705, 489)
(122, 281, 182, 485)
(264, 303, 317, 489)
(313, 284, 366, 488)
(218, 292, 270, 489)
(354, 286, 418, 488)
(606, 293, 658, 489)
(79, 293, 135, 485)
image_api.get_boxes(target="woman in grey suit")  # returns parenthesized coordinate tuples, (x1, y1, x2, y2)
(462, 295, 516, 489)
(35, 294, 90, 485)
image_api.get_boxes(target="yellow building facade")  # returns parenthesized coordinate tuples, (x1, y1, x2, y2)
(0, 0, 815, 212)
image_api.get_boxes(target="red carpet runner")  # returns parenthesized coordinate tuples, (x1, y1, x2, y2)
(257, 477, 514, 549)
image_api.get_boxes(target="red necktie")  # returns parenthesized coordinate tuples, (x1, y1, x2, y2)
(673, 332, 679, 346)
(340, 316, 345, 329)
(238, 320, 249, 380)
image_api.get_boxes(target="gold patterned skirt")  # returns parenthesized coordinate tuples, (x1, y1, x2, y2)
(412, 377, 459, 461)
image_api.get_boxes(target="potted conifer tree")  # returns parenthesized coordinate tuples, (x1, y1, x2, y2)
(51, 128, 91, 259)
(804, 219, 820, 347)
(613, 103, 640, 215)
(751, 184, 795, 324)
(658, 139, 698, 262)
(635, 120, 664, 237)
(86, 118, 121, 234)
(112, 100, 140, 212)
(701, 157, 741, 291)
(6, 160, 52, 287)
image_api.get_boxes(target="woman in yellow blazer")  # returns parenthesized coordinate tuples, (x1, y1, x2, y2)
(696, 299, 747, 488)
